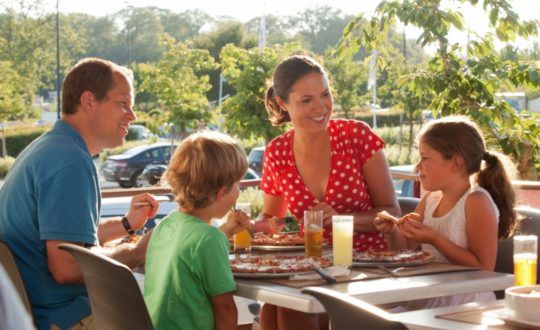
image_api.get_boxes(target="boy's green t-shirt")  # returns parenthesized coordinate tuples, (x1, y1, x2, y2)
(144, 211, 236, 330)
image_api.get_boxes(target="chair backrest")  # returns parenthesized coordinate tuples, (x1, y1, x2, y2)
(0, 241, 34, 319)
(58, 244, 154, 330)
(495, 206, 540, 281)
(301, 287, 407, 330)
(397, 196, 420, 216)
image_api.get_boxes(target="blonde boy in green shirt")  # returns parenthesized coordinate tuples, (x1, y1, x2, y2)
(144, 131, 250, 329)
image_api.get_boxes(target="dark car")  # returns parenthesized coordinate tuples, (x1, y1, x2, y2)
(141, 164, 260, 186)
(102, 143, 176, 188)
(247, 146, 265, 177)
(126, 124, 155, 141)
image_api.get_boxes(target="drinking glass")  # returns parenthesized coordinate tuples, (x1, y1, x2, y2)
(233, 203, 252, 254)
(513, 235, 538, 286)
(332, 215, 354, 267)
(304, 210, 324, 257)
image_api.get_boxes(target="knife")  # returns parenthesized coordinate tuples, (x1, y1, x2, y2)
(311, 264, 337, 284)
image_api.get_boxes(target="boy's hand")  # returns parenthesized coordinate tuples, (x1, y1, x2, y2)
(220, 210, 252, 238)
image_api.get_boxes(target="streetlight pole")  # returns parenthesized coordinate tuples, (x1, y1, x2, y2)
(55, 0, 61, 119)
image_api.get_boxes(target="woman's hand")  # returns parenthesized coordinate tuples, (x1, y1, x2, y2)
(126, 194, 160, 230)
(373, 215, 395, 234)
(310, 202, 338, 227)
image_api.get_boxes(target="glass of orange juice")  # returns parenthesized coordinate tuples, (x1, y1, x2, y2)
(233, 203, 252, 254)
(514, 235, 538, 286)
(304, 210, 324, 257)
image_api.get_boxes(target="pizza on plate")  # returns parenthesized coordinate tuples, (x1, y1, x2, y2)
(251, 232, 305, 246)
(230, 255, 331, 274)
(353, 249, 432, 263)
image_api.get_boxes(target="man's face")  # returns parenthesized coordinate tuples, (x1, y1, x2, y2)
(90, 72, 136, 151)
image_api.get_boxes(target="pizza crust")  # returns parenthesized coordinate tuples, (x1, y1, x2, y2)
(230, 255, 331, 273)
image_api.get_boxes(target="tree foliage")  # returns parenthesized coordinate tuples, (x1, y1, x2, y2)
(220, 43, 304, 141)
(336, 0, 540, 178)
(137, 35, 217, 132)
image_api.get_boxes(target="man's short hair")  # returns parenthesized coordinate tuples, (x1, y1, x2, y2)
(61, 58, 133, 115)
(166, 131, 248, 210)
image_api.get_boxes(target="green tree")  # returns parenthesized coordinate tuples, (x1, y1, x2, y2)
(219, 43, 303, 141)
(290, 6, 353, 54)
(160, 9, 212, 42)
(124, 7, 164, 63)
(0, 61, 25, 120)
(337, 0, 540, 179)
(137, 34, 217, 133)
(324, 56, 367, 117)
(0, 0, 53, 117)
(193, 21, 253, 102)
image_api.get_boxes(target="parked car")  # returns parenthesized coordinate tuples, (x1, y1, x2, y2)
(102, 142, 177, 188)
(248, 146, 265, 177)
(126, 124, 155, 141)
(141, 164, 260, 187)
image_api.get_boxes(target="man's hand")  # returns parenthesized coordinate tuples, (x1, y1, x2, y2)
(125, 193, 159, 230)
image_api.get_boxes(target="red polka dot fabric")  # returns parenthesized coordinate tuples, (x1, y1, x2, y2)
(261, 119, 388, 251)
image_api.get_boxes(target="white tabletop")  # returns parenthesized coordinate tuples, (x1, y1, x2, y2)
(398, 299, 519, 329)
(234, 270, 515, 314)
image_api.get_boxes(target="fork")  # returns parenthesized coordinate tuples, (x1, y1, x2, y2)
(376, 265, 405, 277)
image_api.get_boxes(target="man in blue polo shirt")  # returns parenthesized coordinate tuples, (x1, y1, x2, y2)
(0, 58, 159, 330)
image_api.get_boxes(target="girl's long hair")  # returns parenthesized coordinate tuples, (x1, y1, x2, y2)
(418, 116, 517, 239)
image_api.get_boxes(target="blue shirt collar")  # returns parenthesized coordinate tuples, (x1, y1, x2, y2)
(52, 119, 90, 155)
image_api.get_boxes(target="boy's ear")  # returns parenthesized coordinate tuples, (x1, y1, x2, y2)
(215, 187, 227, 201)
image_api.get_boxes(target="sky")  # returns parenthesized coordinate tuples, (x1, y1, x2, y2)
(41, 0, 540, 49)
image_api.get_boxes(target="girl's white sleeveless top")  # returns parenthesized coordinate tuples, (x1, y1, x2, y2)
(403, 186, 499, 311)
(421, 186, 500, 263)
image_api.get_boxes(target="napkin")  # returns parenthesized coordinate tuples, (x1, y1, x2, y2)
(290, 266, 351, 281)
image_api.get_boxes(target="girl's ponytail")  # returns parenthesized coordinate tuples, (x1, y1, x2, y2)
(477, 151, 517, 239)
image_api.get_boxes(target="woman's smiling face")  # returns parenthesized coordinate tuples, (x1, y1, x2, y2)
(279, 72, 333, 133)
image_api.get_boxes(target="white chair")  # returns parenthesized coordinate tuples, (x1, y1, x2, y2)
(302, 286, 407, 330)
(58, 243, 154, 330)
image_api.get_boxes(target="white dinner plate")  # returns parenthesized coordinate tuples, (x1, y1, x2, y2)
(352, 258, 432, 268)
(232, 270, 315, 279)
(251, 245, 305, 251)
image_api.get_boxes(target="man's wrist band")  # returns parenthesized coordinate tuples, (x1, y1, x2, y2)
(121, 216, 135, 236)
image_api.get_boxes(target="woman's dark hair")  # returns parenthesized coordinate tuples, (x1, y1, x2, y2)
(264, 55, 327, 126)
(417, 116, 517, 239)
(62, 58, 133, 115)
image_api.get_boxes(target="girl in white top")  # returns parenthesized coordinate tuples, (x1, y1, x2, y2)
(375, 115, 518, 310)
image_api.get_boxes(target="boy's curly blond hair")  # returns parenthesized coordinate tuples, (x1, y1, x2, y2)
(166, 131, 248, 210)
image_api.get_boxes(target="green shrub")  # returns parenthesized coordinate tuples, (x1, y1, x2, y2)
(0, 156, 15, 178)
(2, 125, 48, 157)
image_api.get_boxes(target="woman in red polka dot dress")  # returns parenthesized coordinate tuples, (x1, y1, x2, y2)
(256, 55, 400, 330)
(256, 55, 399, 252)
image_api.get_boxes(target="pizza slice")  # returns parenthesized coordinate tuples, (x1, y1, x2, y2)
(377, 211, 420, 225)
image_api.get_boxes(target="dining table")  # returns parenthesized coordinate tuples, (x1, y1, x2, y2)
(232, 261, 515, 314)
(398, 299, 537, 329)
